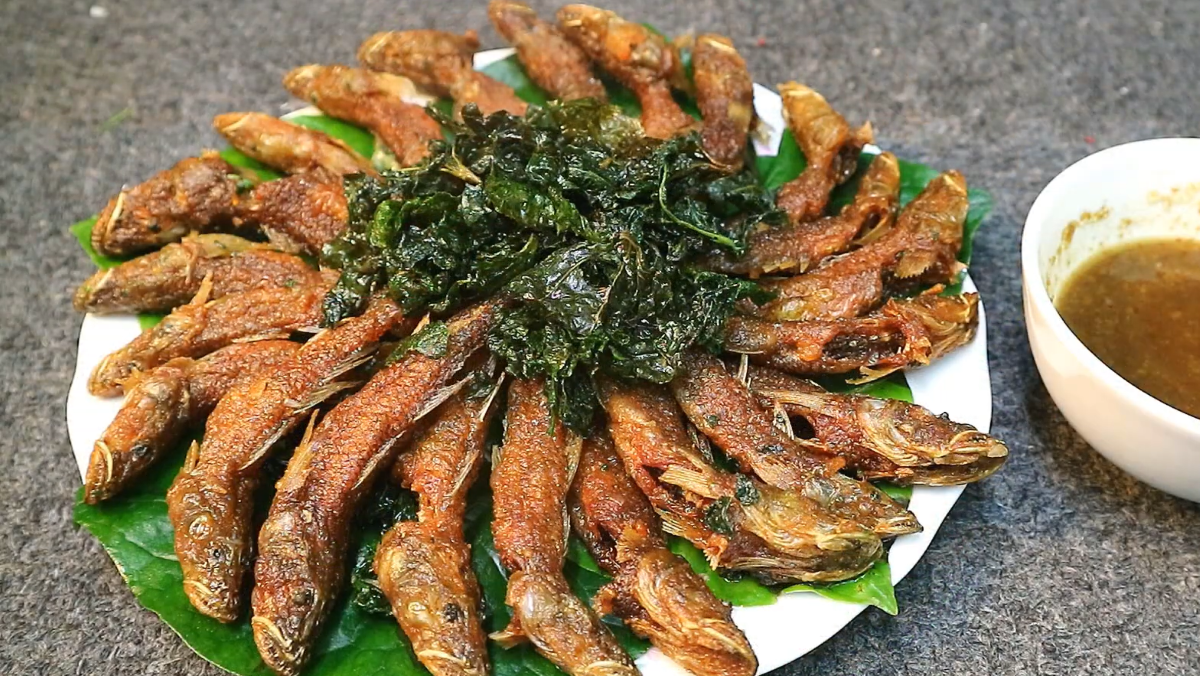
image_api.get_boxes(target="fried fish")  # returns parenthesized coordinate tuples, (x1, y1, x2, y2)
(375, 371, 500, 676)
(599, 379, 880, 583)
(251, 304, 494, 675)
(165, 296, 406, 622)
(747, 366, 1008, 485)
(88, 271, 337, 396)
(213, 112, 376, 178)
(83, 340, 301, 504)
(692, 34, 754, 169)
(557, 4, 695, 139)
(708, 153, 901, 278)
(489, 0, 606, 102)
(283, 64, 444, 168)
(672, 350, 920, 539)
(90, 152, 252, 257)
(235, 173, 349, 255)
(358, 30, 528, 117)
(569, 430, 757, 676)
(73, 234, 319, 315)
(490, 378, 638, 676)
(774, 82, 874, 223)
(749, 171, 970, 322)
(725, 293, 980, 382)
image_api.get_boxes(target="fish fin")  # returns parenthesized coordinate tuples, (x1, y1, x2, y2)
(770, 401, 795, 439)
(490, 619, 527, 649)
(410, 375, 471, 424)
(182, 439, 201, 473)
(190, 271, 215, 306)
(659, 466, 722, 499)
(274, 412, 322, 492)
(753, 387, 825, 412)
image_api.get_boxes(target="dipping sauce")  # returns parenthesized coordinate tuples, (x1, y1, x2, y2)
(1056, 238, 1200, 418)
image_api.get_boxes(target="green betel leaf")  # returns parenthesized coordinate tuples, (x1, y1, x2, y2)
(288, 115, 377, 159)
(784, 558, 899, 616)
(480, 56, 550, 107)
(74, 447, 429, 676)
(71, 217, 122, 270)
(218, 148, 283, 182)
(665, 538, 777, 607)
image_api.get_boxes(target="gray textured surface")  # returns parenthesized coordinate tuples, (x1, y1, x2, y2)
(2, 0, 1199, 674)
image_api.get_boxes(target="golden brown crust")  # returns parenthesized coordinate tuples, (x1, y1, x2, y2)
(569, 432, 757, 676)
(725, 293, 979, 381)
(489, 1, 607, 102)
(774, 82, 874, 223)
(358, 30, 528, 118)
(283, 65, 443, 168)
(236, 174, 349, 256)
(213, 112, 376, 178)
(376, 384, 497, 676)
(91, 152, 249, 257)
(692, 34, 753, 169)
(671, 350, 919, 539)
(165, 296, 405, 623)
(708, 153, 901, 277)
(83, 340, 301, 504)
(746, 365, 1008, 485)
(73, 234, 319, 314)
(87, 273, 337, 396)
(749, 171, 970, 322)
(557, 4, 696, 139)
(250, 303, 494, 675)
(490, 379, 637, 676)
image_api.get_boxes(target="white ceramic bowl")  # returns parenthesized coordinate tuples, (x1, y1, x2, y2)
(1022, 137, 1200, 502)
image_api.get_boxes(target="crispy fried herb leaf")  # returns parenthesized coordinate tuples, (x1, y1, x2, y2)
(323, 100, 782, 430)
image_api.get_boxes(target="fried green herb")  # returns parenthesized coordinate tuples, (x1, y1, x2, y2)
(323, 100, 781, 429)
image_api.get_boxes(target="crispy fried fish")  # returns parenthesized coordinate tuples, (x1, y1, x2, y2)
(490, 378, 638, 676)
(672, 350, 920, 538)
(692, 34, 753, 169)
(91, 152, 252, 256)
(569, 431, 757, 676)
(557, 4, 696, 139)
(213, 112, 376, 178)
(283, 65, 443, 168)
(375, 372, 500, 676)
(165, 296, 405, 622)
(84, 340, 301, 504)
(489, 0, 606, 102)
(235, 173, 349, 255)
(596, 378, 728, 558)
(750, 171, 970, 322)
(774, 83, 874, 223)
(73, 234, 319, 314)
(746, 366, 1008, 485)
(358, 30, 528, 118)
(251, 304, 494, 675)
(88, 271, 337, 396)
(708, 153, 901, 278)
(725, 293, 980, 382)
(598, 380, 881, 583)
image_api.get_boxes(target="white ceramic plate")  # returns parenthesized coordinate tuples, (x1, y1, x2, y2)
(66, 48, 992, 676)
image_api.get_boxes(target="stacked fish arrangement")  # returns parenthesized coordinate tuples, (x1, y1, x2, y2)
(73, 3, 1009, 676)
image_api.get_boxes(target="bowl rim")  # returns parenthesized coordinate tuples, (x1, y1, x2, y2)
(1021, 136, 1200, 437)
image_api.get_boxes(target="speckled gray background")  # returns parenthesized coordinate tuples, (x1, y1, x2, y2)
(2, 0, 1199, 674)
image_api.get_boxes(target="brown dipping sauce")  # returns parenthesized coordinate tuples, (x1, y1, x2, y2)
(1056, 238, 1200, 418)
